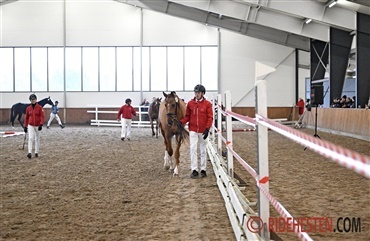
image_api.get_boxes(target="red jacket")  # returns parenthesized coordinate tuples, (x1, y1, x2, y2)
(117, 104, 137, 119)
(24, 103, 45, 127)
(296, 99, 305, 115)
(181, 97, 213, 133)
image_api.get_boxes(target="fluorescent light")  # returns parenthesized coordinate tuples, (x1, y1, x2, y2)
(328, 0, 337, 8)
(305, 18, 312, 24)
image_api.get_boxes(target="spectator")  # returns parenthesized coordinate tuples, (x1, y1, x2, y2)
(46, 100, 65, 129)
(180, 84, 213, 179)
(306, 99, 311, 111)
(117, 98, 137, 141)
(365, 99, 370, 110)
(140, 98, 150, 121)
(350, 96, 356, 108)
(296, 98, 305, 119)
(24, 94, 45, 159)
(343, 96, 352, 108)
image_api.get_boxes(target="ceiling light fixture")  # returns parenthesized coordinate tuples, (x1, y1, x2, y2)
(327, 0, 337, 8)
(305, 18, 312, 24)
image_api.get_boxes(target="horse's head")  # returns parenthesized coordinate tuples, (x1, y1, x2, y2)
(46, 96, 54, 106)
(163, 91, 181, 126)
(38, 96, 54, 107)
(153, 97, 162, 109)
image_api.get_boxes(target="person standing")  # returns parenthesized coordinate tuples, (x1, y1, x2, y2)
(296, 98, 305, 119)
(140, 98, 150, 121)
(117, 98, 137, 141)
(47, 100, 65, 129)
(180, 84, 213, 178)
(24, 94, 45, 159)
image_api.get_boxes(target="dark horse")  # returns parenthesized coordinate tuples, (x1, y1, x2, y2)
(148, 97, 162, 138)
(9, 97, 54, 128)
(158, 91, 189, 176)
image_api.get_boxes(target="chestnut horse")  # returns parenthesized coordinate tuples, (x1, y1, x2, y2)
(158, 91, 189, 176)
(148, 97, 162, 138)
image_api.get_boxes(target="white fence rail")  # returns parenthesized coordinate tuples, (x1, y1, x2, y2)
(87, 105, 151, 127)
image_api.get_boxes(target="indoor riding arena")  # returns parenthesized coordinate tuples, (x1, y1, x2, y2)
(1, 1, 369, 241)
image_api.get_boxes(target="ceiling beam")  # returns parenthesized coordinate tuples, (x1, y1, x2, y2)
(117, 0, 310, 51)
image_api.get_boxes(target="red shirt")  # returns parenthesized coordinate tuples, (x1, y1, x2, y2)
(296, 99, 305, 115)
(24, 103, 45, 127)
(181, 97, 213, 133)
(117, 104, 137, 119)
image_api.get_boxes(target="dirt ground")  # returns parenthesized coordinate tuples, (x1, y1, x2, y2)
(0, 124, 369, 241)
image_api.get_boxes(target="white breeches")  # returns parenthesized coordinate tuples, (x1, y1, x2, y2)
(47, 113, 62, 126)
(28, 125, 40, 154)
(121, 118, 132, 138)
(189, 131, 207, 172)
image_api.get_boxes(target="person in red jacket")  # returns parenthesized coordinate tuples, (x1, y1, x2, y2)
(296, 98, 305, 118)
(24, 94, 45, 159)
(117, 98, 137, 141)
(180, 84, 213, 178)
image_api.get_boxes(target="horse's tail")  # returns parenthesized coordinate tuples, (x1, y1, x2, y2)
(176, 122, 189, 144)
(9, 105, 15, 125)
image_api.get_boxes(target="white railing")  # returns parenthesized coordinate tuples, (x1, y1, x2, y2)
(87, 105, 151, 127)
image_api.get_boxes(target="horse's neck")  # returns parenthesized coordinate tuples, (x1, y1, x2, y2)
(38, 99, 47, 106)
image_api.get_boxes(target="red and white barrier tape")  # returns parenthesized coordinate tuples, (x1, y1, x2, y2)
(255, 114, 370, 178)
(216, 131, 313, 241)
(218, 105, 256, 127)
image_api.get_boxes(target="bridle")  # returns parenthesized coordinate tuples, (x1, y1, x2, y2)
(165, 93, 180, 126)
(164, 93, 187, 143)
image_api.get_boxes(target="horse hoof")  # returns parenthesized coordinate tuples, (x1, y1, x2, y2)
(164, 165, 170, 170)
(173, 173, 179, 177)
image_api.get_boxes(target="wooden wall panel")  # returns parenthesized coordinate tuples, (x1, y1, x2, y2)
(1, 107, 369, 140)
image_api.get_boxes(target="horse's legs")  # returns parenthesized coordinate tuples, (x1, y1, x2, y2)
(151, 120, 155, 137)
(17, 114, 24, 129)
(155, 119, 159, 138)
(164, 151, 170, 170)
(173, 140, 181, 177)
(167, 136, 174, 171)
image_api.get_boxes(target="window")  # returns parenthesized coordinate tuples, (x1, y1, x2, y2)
(142, 47, 150, 91)
(31, 48, 47, 91)
(168, 47, 183, 91)
(201, 47, 218, 91)
(1, 46, 218, 93)
(14, 48, 31, 91)
(65, 47, 81, 91)
(117, 47, 133, 91)
(82, 47, 98, 91)
(151, 47, 166, 91)
(133, 47, 141, 91)
(0, 48, 13, 92)
(100, 47, 115, 91)
(184, 47, 200, 90)
(48, 47, 64, 91)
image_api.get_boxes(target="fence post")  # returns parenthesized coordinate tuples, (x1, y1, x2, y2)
(225, 90, 233, 178)
(255, 62, 275, 240)
(217, 94, 222, 155)
(95, 107, 99, 127)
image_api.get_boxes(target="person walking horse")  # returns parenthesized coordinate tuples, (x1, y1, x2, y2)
(47, 100, 65, 129)
(180, 84, 213, 178)
(24, 94, 45, 159)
